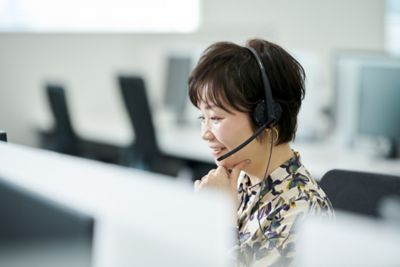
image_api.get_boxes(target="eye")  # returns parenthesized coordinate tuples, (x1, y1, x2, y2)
(197, 115, 205, 122)
(210, 116, 222, 124)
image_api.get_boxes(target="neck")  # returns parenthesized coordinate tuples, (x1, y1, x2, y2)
(246, 142, 294, 185)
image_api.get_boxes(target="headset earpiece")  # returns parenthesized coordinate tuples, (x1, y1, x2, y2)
(253, 100, 266, 126)
(246, 46, 282, 128)
(252, 100, 282, 127)
(272, 102, 282, 124)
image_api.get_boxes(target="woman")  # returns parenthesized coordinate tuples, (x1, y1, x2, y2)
(189, 39, 334, 267)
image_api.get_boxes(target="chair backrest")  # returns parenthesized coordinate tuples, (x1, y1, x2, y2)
(46, 84, 76, 139)
(320, 169, 400, 218)
(119, 76, 159, 159)
(46, 84, 79, 155)
(0, 131, 7, 142)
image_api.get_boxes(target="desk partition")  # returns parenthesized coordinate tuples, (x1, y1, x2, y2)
(0, 143, 234, 267)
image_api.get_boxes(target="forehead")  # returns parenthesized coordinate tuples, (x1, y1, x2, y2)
(198, 99, 245, 119)
(198, 101, 220, 111)
(198, 84, 233, 113)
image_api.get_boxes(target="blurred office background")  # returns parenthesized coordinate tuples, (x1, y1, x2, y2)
(1, 0, 400, 177)
(1, 1, 400, 266)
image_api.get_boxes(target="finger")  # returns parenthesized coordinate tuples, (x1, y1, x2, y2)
(194, 180, 199, 191)
(208, 169, 216, 175)
(215, 166, 229, 176)
(194, 179, 203, 192)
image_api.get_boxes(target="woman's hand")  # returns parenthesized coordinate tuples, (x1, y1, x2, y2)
(194, 159, 251, 207)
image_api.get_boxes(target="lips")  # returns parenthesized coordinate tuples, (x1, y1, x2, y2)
(209, 146, 226, 156)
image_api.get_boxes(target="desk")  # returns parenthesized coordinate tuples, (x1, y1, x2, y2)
(0, 142, 233, 267)
(37, 113, 400, 179)
(292, 142, 400, 179)
(154, 112, 400, 178)
(72, 113, 211, 162)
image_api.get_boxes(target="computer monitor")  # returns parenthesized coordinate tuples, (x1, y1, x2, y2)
(163, 55, 193, 124)
(333, 51, 400, 153)
(358, 65, 400, 158)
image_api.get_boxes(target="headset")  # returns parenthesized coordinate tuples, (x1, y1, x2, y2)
(216, 46, 282, 161)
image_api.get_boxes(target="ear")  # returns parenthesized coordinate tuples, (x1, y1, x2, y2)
(269, 127, 279, 144)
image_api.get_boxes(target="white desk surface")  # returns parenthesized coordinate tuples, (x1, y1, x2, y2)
(156, 112, 400, 178)
(37, 111, 400, 179)
(158, 126, 400, 179)
(0, 142, 233, 267)
(292, 142, 400, 179)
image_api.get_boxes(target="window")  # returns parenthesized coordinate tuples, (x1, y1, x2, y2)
(385, 0, 400, 54)
(0, 0, 200, 33)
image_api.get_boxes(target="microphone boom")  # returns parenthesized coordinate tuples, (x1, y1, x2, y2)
(217, 124, 267, 161)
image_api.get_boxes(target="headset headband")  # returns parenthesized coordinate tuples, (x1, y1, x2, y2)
(245, 46, 279, 126)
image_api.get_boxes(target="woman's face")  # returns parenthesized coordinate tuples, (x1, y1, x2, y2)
(198, 101, 264, 169)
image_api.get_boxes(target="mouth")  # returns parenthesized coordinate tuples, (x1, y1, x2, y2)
(209, 146, 227, 157)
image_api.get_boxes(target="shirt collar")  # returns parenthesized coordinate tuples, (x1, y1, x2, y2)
(246, 150, 302, 190)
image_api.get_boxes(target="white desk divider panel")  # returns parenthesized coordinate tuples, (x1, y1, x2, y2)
(294, 212, 400, 267)
(0, 143, 234, 267)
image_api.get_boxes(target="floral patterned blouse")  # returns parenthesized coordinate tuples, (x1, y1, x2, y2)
(235, 151, 334, 267)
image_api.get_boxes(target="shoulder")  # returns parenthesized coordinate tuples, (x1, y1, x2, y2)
(275, 162, 334, 218)
(257, 157, 334, 233)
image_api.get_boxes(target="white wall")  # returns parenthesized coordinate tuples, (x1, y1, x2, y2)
(0, 0, 384, 146)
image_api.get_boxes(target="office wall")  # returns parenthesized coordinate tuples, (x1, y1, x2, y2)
(0, 0, 384, 146)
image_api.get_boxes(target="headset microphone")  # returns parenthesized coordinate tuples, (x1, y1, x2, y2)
(216, 46, 282, 162)
(217, 123, 267, 161)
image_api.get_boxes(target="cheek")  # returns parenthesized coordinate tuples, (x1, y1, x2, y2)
(213, 123, 256, 168)
(211, 123, 236, 146)
(216, 121, 253, 146)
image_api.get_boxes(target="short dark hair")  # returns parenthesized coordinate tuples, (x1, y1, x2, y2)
(188, 39, 305, 144)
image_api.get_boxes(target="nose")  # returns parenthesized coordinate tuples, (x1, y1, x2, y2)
(201, 124, 214, 141)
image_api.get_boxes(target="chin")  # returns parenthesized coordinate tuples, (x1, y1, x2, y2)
(214, 157, 234, 169)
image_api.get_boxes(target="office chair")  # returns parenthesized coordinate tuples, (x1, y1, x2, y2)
(45, 84, 81, 156)
(118, 76, 184, 177)
(320, 169, 400, 218)
(0, 131, 7, 142)
(44, 83, 123, 164)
